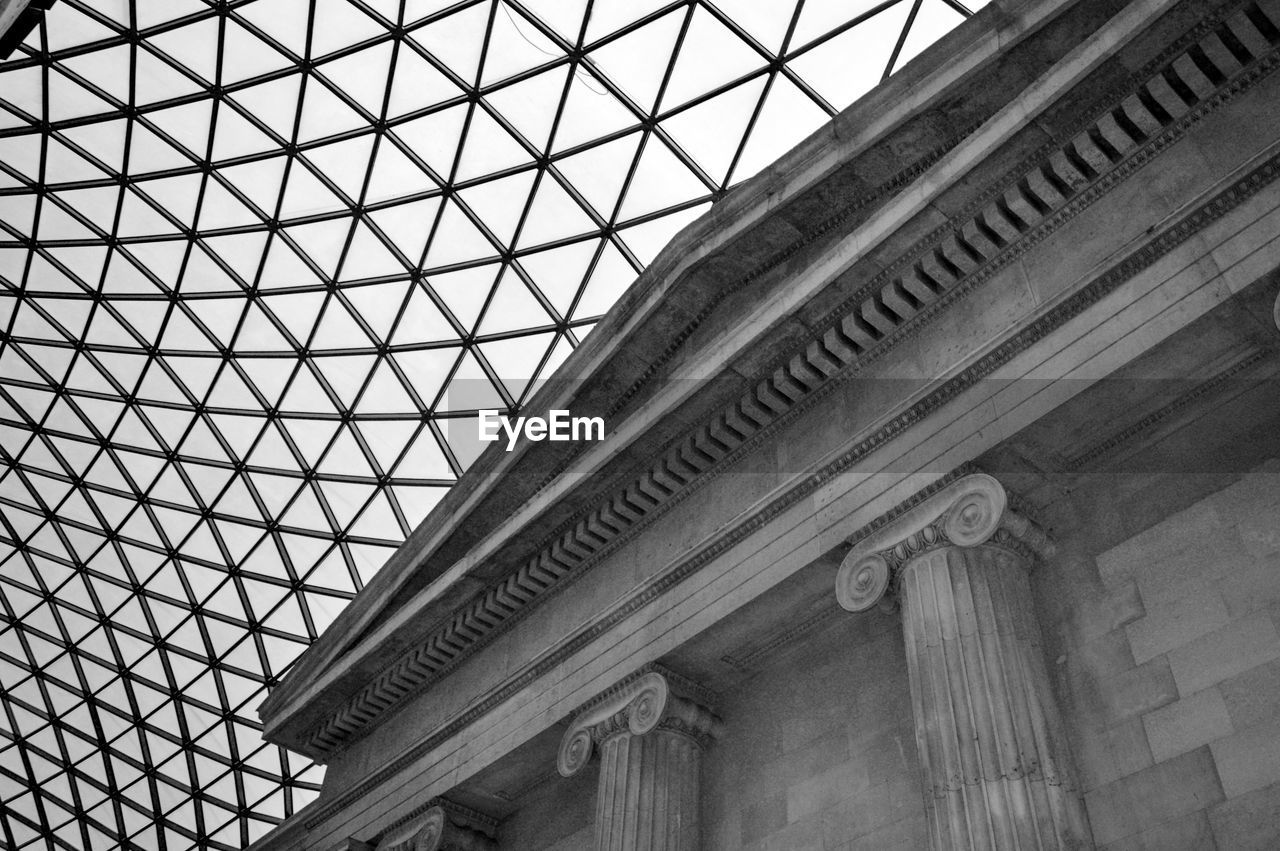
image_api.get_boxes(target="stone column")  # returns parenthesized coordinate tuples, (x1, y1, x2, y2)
(836, 473, 1093, 850)
(557, 666, 721, 851)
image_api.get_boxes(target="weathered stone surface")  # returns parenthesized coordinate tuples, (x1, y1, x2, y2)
(1142, 687, 1233, 764)
(1083, 747, 1224, 847)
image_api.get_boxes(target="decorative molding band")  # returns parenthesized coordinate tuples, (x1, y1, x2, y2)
(556, 665, 720, 778)
(719, 605, 839, 673)
(301, 134, 1280, 836)
(1064, 347, 1271, 470)
(300, 4, 1280, 759)
(835, 473, 1053, 612)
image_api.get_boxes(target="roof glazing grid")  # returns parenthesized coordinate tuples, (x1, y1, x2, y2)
(0, 0, 983, 847)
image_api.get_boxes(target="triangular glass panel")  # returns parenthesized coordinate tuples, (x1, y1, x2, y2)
(519, 0, 588, 43)
(318, 41, 394, 116)
(388, 282, 459, 345)
(453, 105, 535, 182)
(553, 131, 641, 219)
(280, 158, 347, 219)
(789, 1, 912, 111)
(586, 8, 683, 112)
(713, 0, 798, 53)
(310, 0, 385, 58)
(367, 196, 440, 263)
(220, 17, 295, 85)
(515, 238, 598, 317)
(211, 104, 280, 161)
(480, 2, 564, 86)
(893, 0, 967, 73)
(386, 45, 463, 119)
(734, 74, 830, 181)
(584, 0, 673, 43)
(661, 6, 766, 110)
(391, 346, 459, 409)
(236, 0, 312, 58)
(617, 201, 708, 264)
(148, 16, 221, 84)
(484, 64, 569, 153)
(475, 270, 551, 335)
(516, 173, 597, 247)
(661, 75, 766, 185)
(296, 76, 369, 143)
(216, 155, 288, 217)
(410, 1, 490, 88)
(615, 135, 708, 221)
(283, 216, 353, 278)
(304, 134, 376, 203)
(389, 104, 467, 180)
(132, 45, 206, 105)
(366, 140, 439, 204)
(422, 200, 495, 268)
(229, 74, 304, 143)
(456, 169, 537, 246)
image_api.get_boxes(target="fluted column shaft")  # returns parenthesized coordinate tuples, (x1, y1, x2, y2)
(594, 726, 701, 851)
(900, 543, 1090, 850)
(836, 474, 1093, 850)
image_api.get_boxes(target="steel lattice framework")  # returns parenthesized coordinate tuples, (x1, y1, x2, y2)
(0, 0, 980, 847)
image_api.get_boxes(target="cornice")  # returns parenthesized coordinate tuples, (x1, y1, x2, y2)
(287, 6, 1280, 832)
(296, 0, 1280, 761)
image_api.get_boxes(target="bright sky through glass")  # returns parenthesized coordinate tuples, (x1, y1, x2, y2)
(0, 0, 982, 847)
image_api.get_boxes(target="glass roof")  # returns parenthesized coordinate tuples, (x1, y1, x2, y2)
(0, 0, 982, 847)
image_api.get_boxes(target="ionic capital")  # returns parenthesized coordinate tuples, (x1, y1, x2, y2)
(556, 666, 721, 777)
(835, 473, 1053, 612)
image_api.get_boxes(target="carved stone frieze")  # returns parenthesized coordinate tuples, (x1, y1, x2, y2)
(836, 473, 1052, 612)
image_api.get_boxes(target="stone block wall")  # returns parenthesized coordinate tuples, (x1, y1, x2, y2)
(1043, 461, 1280, 851)
(699, 608, 926, 851)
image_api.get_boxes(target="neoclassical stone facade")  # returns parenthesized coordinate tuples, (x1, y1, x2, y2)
(253, 0, 1280, 848)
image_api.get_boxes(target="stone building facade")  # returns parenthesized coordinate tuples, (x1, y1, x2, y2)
(253, 0, 1280, 847)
